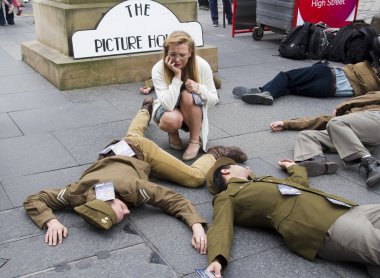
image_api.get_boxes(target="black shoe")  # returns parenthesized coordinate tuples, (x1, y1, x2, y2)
(367, 265, 380, 278)
(212, 21, 219, 27)
(298, 154, 339, 177)
(359, 156, 380, 187)
(241, 91, 274, 105)
(232, 86, 261, 98)
(7, 21, 15, 25)
(141, 96, 153, 121)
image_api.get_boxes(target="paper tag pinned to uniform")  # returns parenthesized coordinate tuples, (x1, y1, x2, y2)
(277, 184, 302, 196)
(111, 140, 135, 157)
(325, 197, 352, 208)
(99, 140, 136, 157)
(95, 181, 115, 201)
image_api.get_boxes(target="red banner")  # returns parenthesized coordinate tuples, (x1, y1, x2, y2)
(294, 0, 358, 28)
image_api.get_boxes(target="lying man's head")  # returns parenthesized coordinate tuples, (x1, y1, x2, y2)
(74, 198, 130, 229)
(206, 158, 252, 194)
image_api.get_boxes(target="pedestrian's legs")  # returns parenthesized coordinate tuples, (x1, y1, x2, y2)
(326, 111, 380, 163)
(294, 130, 336, 161)
(318, 204, 380, 266)
(261, 64, 333, 98)
(0, 4, 6, 25)
(222, 0, 232, 23)
(209, 0, 218, 22)
(5, 3, 14, 24)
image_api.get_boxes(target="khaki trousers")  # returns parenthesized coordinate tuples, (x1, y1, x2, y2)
(294, 111, 380, 163)
(125, 109, 215, 188)
(318, 205, 380, 268)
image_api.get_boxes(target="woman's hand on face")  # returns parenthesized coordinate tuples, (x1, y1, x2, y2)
(185, 79, 200, 94)
(165, 55, 181, 78)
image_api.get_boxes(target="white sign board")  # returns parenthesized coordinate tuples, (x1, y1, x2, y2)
(72, 0, 204, 59)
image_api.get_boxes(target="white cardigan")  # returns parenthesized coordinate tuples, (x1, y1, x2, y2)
(151, 56, 219, 151)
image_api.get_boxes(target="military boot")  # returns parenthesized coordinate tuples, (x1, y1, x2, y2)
(207, 146, 248, 163)
(359, 156, 380, 187)
(298, 154, 339, 177)
(141, 96, 153, 121)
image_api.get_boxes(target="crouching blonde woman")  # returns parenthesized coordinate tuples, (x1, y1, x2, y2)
(152, 31, 219, 161)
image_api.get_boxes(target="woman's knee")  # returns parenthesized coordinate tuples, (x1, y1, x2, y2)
(180, 90, 195, 107)
(159, 113, 183, 131)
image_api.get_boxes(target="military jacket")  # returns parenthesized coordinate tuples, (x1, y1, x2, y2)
(207, 165, 358, 267)
(283, 91, 380, 131)
(24, 156, 206, 229)
(343, 61, 380, 96)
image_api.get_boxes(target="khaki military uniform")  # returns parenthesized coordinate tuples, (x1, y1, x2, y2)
(24, 109, 209, 229)
(207, 165, 357, 267)
(343, 61, 380, 96)
(282, 92, 380, 163)
(24, 155, 206, 229)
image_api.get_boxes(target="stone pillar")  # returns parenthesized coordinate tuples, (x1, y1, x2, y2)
(21, 0, 218, 90)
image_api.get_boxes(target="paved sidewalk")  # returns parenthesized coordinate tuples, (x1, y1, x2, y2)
(0, 1, 379, 277)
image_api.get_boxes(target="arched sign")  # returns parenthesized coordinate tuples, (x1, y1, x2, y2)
(295, 0, 358, 28)
(72, 0, 204, 59)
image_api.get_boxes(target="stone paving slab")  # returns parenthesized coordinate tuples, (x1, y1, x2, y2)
(0, 224, 144, 277)
(0, 89, 70, 113)
(0, 207, 84, 244)
(53, 120, 131, 165)
(10, 100, 127, 135)
(0, 113, 22, 139)
(2, 165, 88, 207)
(223, 245, 355, 277)
(0, 133, 77, 180)
(0, 72, 56, 95)
(134, 212, 204, 275)
(30, 244, 177, 278)
(0, 183, 12, 211)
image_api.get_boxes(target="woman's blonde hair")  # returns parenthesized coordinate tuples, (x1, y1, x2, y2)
(163, 30, 199, 84)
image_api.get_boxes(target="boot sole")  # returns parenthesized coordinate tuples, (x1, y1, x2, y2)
(298, 161, 339, 177)
(367, 175, 380, 187)
(242, 94, 273, 105)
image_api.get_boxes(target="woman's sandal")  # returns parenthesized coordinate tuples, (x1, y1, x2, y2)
(168, 133, 184, 150)
(182, 141, 201, 161)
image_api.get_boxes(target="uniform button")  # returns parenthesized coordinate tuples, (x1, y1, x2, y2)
(240, 186, 244, 189)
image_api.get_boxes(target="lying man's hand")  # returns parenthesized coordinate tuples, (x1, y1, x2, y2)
(191, 223, 207, 254)
(278, 159, 296, 170)
(206, 260, 222, 278)
(44, 218, 68, 246)
(270, 121, 284, 131)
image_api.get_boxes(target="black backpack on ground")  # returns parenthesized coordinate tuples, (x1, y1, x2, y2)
(345, 26, 377, 64)
(307, 23, 329, 60)
(278, 22, 313, 60)
(325, 20, 376, 63)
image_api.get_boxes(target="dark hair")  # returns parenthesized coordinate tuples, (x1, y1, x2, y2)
(212, 165, 232, 192)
